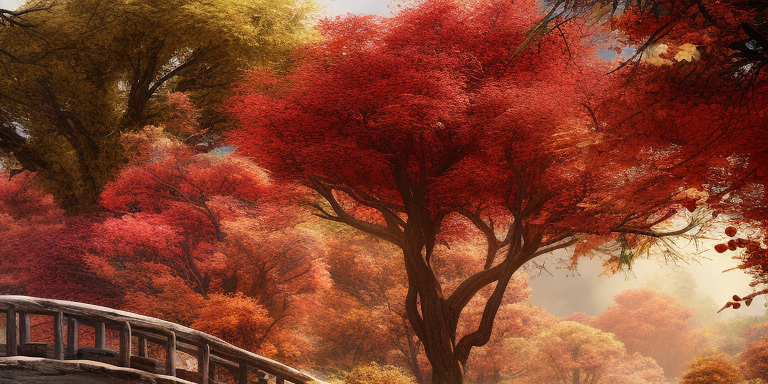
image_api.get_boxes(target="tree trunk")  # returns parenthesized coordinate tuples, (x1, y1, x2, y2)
(403, 324, 426, 384)
(402, 232, 465, 384)
(571, 348, 581, 384)
(399, 220, 536, 384)
(492, 367, 501, 384)
(572, 368, 580, 384)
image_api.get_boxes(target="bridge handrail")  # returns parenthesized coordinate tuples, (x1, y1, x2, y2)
(0, 295, 323, 384)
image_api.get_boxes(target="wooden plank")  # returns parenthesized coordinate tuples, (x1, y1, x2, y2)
(119, 321, 131, 367)
(165, 332, 176, 377)
(210, 355, 238, 374)
(6, 306, 16, 356)
(53, 311, 64, 359)
(18, 312, 29, 344)
(138, 336, 147, 357)
(0, 296, 322, 383)
(238, 361, 248, 384)
(134, 332, 197, 357)
(94, 322, 106, 349)
(198, 343, 210, 384)
(66, 317, 78, 357)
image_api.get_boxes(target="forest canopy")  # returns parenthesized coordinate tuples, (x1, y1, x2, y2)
(1, 0, 768, 383)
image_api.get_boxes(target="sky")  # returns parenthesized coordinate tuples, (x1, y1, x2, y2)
(2, 0, 764, 321)
(0, 0, 23, 10)
(319, 0, 391, 17)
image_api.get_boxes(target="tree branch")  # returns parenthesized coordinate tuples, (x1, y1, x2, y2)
(459, 208, 502, 269)
(530, 235, 579, 258)
(612, 216, 702, 238)
(453, 232, 543, 365)
(148, 51, 201, 95)
(309, 176, 405, 247)
(446, 220, 524, 317)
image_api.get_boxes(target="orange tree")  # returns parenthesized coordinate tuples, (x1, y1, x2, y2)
(230, 0, 721, 381)
(310, 232, 424, 379)
(680, 354, 742, 384)
(742, 339, 768, 381)
(593, 289, 704, 377)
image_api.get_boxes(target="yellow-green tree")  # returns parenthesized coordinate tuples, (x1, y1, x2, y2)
(0, 0, 313, 212)
(507, 321, 630, 384)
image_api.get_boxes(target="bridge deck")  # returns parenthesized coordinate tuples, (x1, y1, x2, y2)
(0, 296, 324, 384)
(0, 356, 195, 384)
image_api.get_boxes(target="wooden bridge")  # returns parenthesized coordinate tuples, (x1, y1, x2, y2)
(0, 296, 323, 384)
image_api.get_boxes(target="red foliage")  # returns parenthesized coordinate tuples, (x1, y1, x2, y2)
(0, 172, 122, 305)
(0, 170, 63, 223)
(92, 129, 330, 361)
(0, 215, 124, 307)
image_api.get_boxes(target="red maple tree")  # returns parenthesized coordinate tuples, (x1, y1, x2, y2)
(229, 0, 711, 381)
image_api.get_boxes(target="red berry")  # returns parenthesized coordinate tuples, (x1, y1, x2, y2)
(725, 226, 737, 237)
(733, 295, 741, 301)
(737, 238, 750, 248)
(715, 244, 729, 253)
(728, 240, 738, 251)
(746, 298, 753, 306)
(733, 302, 741, 309)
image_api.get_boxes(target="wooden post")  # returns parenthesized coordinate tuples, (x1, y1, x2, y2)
(119, 321, 131, 367)
(67, 317, 78, 357)
(6, 306, 17, 356)
(18, 312, 30, 344)
(53, 311, 64, 359)
(165, 332, 176, 377)
(198, 343, 210, 384)
(94, 322, 105, 349)
(238, 361, 248, 384)
(138, 336, 147, 357)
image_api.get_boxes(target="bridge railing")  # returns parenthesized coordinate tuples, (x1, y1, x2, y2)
(0, 296, 323, 384)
